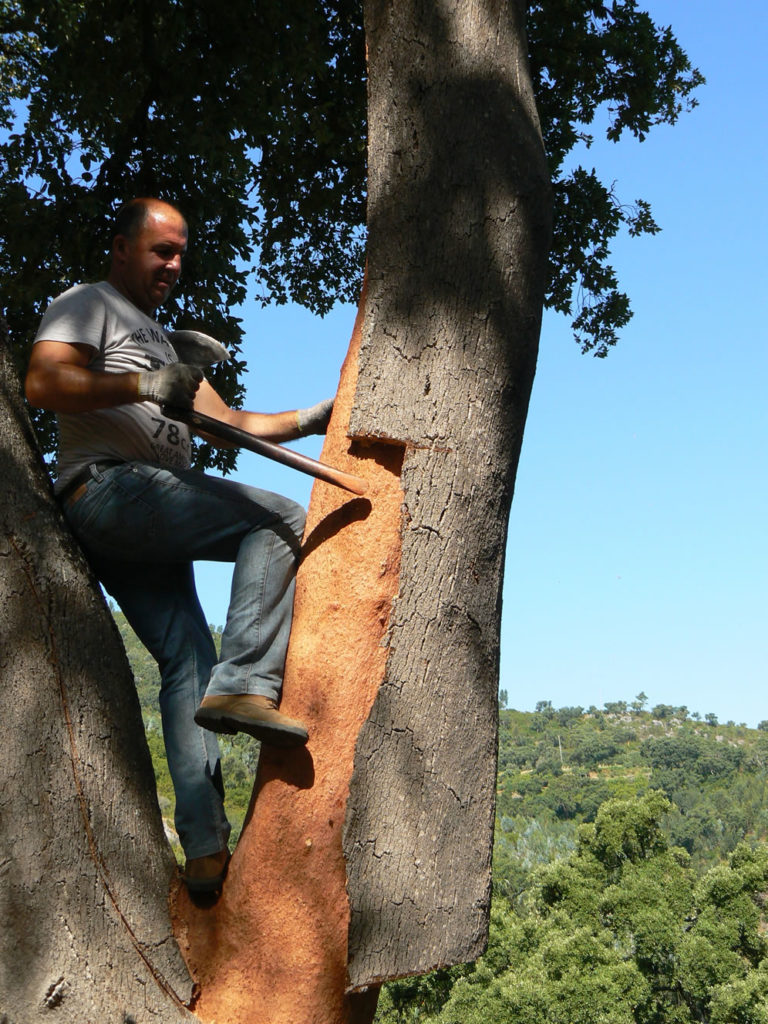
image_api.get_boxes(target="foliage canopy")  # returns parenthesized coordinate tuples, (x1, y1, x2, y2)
(378, 794, 768, 1024)
(0, 0, 702, 463)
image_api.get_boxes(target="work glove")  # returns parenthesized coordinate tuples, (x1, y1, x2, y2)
(137, 363, 204, 409)
(297, 397, 334, 435)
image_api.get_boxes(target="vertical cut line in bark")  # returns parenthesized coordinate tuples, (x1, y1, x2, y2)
(7, 533, 189, 1012)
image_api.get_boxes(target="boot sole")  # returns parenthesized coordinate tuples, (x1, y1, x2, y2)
(195, 707, 308, 748)
(184, 852, 231, 893)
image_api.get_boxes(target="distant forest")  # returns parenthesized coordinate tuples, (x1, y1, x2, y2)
(116, 612, 768, 1024)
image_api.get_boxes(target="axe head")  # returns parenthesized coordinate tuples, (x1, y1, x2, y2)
(168, 329, 231, 367)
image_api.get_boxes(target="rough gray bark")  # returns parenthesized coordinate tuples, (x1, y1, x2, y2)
(0, 333, 194, 1022)
(344, 0, 552, 986)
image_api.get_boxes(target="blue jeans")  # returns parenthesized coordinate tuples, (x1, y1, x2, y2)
(62, 462, 306, 859)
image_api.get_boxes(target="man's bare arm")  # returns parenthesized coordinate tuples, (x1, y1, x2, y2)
(193, 380, 305, 443)
(25, 340, 141, 412)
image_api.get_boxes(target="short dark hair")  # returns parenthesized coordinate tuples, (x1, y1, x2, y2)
(112, 199, 151, 242)
(111, 198, 186, 242)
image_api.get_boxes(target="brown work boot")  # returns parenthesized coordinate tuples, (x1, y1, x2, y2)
(194, 694, 309, 748)
(184, 847, 230, 894)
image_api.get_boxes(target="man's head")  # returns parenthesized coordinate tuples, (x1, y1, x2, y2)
(108, 198, 188, 314)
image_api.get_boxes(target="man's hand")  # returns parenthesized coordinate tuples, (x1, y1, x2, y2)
(297, 398, 334, 436)
(138, 363, 204, 408)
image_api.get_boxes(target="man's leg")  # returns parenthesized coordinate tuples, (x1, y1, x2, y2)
(192, 487, 312, 745)
(92, 556, 232, 862)
(64, 462, 308, 745)
(199, 482, 306, 701)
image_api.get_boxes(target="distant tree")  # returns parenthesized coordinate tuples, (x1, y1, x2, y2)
(531, 701, 557, 734)
(706, 713, 720, 727)
(555, 706, 584, 728)
(697, 744, 743, 780)
(631, 692, 648, 714)
(498, 689, 509, 710)
(652, 703, 676, 719)
(570, 734, 619, 770)
(492, 817, 576, 903)
(758, 721, 768, 732)
(642, 734, 703, 773)
(534, 751, 564, 777)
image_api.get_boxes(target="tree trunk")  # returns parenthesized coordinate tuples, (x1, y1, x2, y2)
(0, 332, 194, 1022)
(345, 0, 552, 986)
(179, 0, 551, 1015)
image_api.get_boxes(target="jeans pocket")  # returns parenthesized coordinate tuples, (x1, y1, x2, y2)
(67, 465, 159, 556)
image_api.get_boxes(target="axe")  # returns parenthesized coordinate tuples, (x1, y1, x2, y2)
(166, 330, 367, 496)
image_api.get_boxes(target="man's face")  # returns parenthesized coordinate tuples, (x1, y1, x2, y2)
(111, 207, 188, 314)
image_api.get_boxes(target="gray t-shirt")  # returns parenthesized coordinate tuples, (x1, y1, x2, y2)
(34, 281, 192, 491)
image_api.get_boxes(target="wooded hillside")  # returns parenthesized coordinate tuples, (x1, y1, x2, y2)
(494, 696, 768, 887)
(381, 700, 768, 1024)
(117, 611, 768, 1022)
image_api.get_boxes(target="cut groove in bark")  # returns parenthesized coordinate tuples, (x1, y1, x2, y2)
(176, 287, 401, 1024)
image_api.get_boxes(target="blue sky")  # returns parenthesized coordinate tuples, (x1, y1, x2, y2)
(193, 0, 767, 726)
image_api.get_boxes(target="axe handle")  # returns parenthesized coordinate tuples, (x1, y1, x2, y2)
(164, 405, 368, 496)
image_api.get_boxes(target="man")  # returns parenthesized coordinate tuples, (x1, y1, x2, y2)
(25, 197, 332, 892)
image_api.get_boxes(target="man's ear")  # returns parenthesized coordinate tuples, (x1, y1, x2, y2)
(112, 234, 129, 262)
